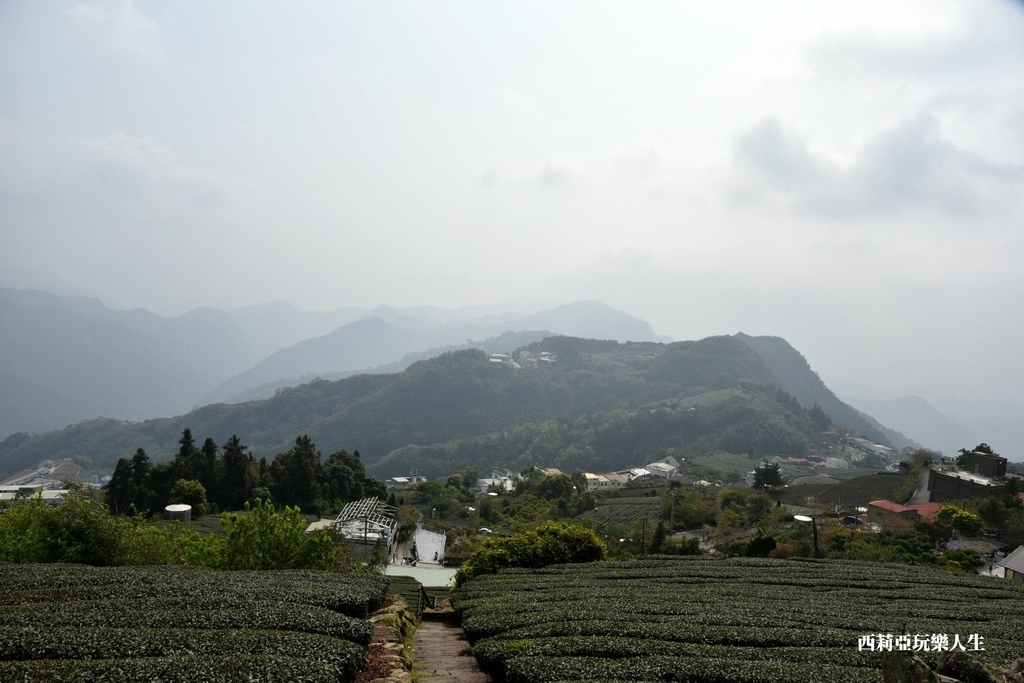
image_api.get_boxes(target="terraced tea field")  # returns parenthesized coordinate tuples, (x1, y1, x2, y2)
(0, 564, 388, 682)
(575, 496, 664, 525)
(452, 556, 1024, 683)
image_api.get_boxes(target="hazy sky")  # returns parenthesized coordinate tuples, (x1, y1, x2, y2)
(2, 1, 1023, 404)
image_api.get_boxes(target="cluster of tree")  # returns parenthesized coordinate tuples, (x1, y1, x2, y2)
(716, 489, 781, 532)
(659, 485, 718, 531)
(831, 529, 982, 573)
(0, 488, 358, 571)
(106, 429, 384, 517)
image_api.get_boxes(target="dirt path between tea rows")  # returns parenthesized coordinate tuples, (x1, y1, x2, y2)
(412, 609, 492, 682)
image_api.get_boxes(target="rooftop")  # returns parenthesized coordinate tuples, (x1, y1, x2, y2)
(931, 466, 1004, 486)
(999, 546, 1024, 576)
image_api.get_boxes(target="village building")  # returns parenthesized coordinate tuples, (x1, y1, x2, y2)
(999, 546, 1024, 582)
(926, 451, 1015, 502)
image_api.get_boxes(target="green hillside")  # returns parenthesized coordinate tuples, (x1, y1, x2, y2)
(0, 334, 886, 480)
(452, 556, 1024, 683)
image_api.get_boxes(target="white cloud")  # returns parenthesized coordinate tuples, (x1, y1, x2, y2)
(730, 115, 1024, 219)
(537, 155, 579, 190)
(607, 140, 667, 180)
(64, 0, 162, 61)
(81, 133, 175, 168)
(491, 87, 538, 117)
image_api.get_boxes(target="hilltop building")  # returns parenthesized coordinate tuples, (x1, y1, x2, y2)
(0, 485, 68, 507)
(476, 468, 518, 494)
(926, 450, 1016, 502)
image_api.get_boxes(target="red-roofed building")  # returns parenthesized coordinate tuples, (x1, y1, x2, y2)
(907, 502, 943, 521)
(868, 500, 920, 522)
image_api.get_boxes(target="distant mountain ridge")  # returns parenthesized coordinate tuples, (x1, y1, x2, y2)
(0, 289, 670, 440)
(0, 288, 256, 438)
(203, 300, 669, 404)
(0, 333, 904, 481)
(734, 333, 913, 449)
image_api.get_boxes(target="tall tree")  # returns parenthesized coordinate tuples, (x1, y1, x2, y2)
(106, 448, 155, 514)
(752, 460, 784, 489)
(220, 435, 255, 511)
(270, 435, 322, 510)
(106, 457, 136, 515)
(199, 437, 220, 497)
(321, 449, 365, 506)
(172, 428, 202, 482)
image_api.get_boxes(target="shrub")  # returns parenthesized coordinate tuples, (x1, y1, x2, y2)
(455, 521, 607, 587)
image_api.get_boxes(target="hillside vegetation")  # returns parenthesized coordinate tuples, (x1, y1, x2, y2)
(0, 563, 386, 683)
(452, 556, 1024, 683)
(1, 334, 896, 480)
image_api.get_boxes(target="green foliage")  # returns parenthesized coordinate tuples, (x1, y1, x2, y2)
(745, 533, 777, 557)
(752, 459, 784, 488)
(0, 487, 131, 566)
(270, 435, 322, 509)
(948, 509, 983, 537)
(807, 404, 831, 430)
(452, 556, 1024, 682)
(534, 474, 574, 500)
(0, 563, 388, 682)
(1, 486, 365, 573)
(168, 478, 209, 516)
(219, 499, 344, 571)
(455, 521, 608, 587)
(3, 334, 874, 483)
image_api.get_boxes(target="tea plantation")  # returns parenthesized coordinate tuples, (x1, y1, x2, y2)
(0, 563, 388, 682)
(452, 556, 1024, 683)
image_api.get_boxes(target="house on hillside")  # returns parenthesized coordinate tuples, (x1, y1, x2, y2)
(926, 452, 1013, 502)
(583, 473, 616, 492)
(907, 502, 942, 521)
(602, 468, 649, 489)
(645, 455, 680, 479)
(533, 466, 566, 478)
(999, 546, 1024, 582)
(963, 451, 1007, 478)
(476, 468, 518, 494)
(0, 486, 68, 507)
(867, 500, 920, 524)
(387, 475, 428, 489)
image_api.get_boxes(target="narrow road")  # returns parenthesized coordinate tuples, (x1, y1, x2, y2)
(907, 465, 931, 505)
(412, 610, 491, 682)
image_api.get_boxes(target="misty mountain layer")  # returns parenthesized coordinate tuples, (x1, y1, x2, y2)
(0, 333, 909, 480)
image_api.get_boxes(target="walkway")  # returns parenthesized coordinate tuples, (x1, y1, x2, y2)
(412, 608, 492, 682)
(907, 465, 931, 505)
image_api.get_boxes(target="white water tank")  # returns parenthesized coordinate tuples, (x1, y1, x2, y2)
(164, 504, 192, 524)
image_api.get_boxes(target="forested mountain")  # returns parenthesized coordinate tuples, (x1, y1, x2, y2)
(733, 333, 911, 448)
(217, 329, 555, 404)
(0, 334, 894, 481)
(202, 301, 668, 404)
(0, 288, 669, 439)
